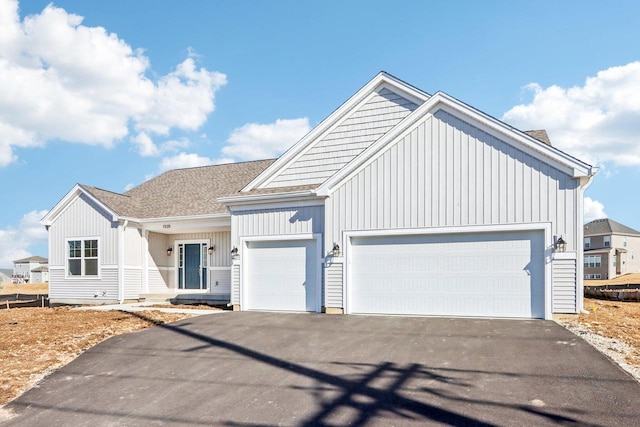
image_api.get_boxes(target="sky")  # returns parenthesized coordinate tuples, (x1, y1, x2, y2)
(1, 0, 640, 268)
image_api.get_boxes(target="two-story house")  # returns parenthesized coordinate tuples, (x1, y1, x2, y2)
(12, 256, 48, 283)
(583, 218, 640, 280)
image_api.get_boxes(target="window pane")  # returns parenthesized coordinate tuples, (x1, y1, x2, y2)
(69, 240, 81, 258)
(85, 259, 98, 276)
(69, 259, 81, 276)
(85, 240, 98, 258)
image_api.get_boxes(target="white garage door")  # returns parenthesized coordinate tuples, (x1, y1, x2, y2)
(349, 230, 545, 318)
(244, 239, 320, 312)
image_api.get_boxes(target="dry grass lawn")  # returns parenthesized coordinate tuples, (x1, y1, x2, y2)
(1, 285, 639, 408)
(0, 283, 48, 296)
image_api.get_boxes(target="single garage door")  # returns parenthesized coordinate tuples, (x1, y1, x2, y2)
(349, 230, 545, 318)
(244, 239, 320, 312)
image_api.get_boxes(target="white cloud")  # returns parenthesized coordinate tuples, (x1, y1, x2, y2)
(159, 152, 214, 172)
(0, 0, 225, 166)
(222, 118, 311, 161)
(131, 132, 193, 157)
(0, 209, 48, 268)
(131, 132, 159, 157)
(584, 197, 607, 223)
(502, 62, 640, 166)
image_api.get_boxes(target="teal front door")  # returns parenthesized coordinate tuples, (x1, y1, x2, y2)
(178, 243, 207, 290)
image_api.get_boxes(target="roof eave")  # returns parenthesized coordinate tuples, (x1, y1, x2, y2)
(41, 184, 120, 226)
(219, 190, 325, 207)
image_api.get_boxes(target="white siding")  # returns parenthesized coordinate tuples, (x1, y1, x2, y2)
(148, 268, 170, 293)
(325, 109, 580, 314)
(231, 206, 324, 307)
(123, 268, 142, 299)
(124, 227, 142, 266)
(326, 110, 579, 247)
(325, 261, 343, 308)
(553, 258, 577, 313)
(48, 194, 120, 303)
(231, 263, 240, 304)
(266, 88, 418, 188)
(49, 266, 118, 302)
(209, 268, 231, 297)
(48, 194, 119, 266)
(232, 206, 324, 247)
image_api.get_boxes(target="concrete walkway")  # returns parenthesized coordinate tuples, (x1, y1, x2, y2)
(73, 301, 228, 316)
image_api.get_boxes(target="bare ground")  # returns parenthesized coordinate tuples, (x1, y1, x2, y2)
(1, 287, 639, 407)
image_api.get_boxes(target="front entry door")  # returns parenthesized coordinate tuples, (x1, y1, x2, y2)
(178, 243, 207, 290)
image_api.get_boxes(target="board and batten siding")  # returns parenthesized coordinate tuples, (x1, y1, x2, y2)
(325, 109, 580, 312)
(230, 205, 324, 306)
(552, 256, 577, 313)
(48, 194, 119, 267)
(326, 109, 579, 246)
(232, 206, 324, 245)
(265, 88, 419, 188)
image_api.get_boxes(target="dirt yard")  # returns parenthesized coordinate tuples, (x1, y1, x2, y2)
(1, 286, 639, 408)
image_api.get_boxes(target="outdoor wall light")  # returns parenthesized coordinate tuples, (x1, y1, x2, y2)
(167, 247, 173, 256)
(332, 243, 341, 257)
(231, 246, 239, 259)
(555, 236, 566, 252)
(208, 245, 215, 255)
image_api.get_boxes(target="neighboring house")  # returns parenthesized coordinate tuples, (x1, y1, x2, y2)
(583, 218, 640, 280)
(31, 265, 49, 283)
(0, 269, 13, 284)
(42, 72, 596, 319)
(13, 256, 48, 283)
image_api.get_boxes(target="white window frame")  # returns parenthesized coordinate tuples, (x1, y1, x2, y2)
(584, 237, 591, 249)
(584, 255, 601, 268)
(603, 236, 610, 247)
(65, 237, 101, 279)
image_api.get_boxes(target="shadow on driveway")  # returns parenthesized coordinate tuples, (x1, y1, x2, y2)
(3, 312, 640, 426)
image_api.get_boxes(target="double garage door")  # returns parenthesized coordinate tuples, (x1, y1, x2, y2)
(349, 230, 545, 318)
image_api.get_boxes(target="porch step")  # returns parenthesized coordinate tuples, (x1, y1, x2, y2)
(139, 293, 231, 305)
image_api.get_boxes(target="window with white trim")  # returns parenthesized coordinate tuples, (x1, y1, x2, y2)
(584, 237, 591, 249)
(584, 274, 601, 279)
(584, 255, 601, 268)
(67, 239, 99, 276)
(603, 236, 610, 247)
(624, 237, 627, 247)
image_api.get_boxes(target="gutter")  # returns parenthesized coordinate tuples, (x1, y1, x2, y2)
(576, 167, 598, 314)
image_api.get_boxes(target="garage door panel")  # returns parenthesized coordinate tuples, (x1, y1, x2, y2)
(245, 240, 319, 312)
(349, 231, 545, 318)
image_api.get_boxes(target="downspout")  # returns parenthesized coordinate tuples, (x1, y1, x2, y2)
(118, 220, 128, 304)
(577, 168, 598, 314)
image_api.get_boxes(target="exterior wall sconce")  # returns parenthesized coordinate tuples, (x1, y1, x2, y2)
(208, 245, 215, 255)
(231, 246, 239, 259)
(167, 247, 173, 256)
(332, 243, 341, 257)
(555, 236, 566, 252)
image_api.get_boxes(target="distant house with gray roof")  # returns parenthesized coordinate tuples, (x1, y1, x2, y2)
(13, 256, 48, 283)
(41, 72, 595, 319)
(583, 218, 640, 280)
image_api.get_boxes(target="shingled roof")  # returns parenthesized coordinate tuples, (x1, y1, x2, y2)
(14, 256, 48, 264)
(82, 159, 276, 219)
(584, 218, 640, 236)
(524, 130, 552, 146)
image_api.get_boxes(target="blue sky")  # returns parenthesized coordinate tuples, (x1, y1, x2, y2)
(1, 0, 640, 267)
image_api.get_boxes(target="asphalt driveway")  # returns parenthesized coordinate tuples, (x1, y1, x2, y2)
(2, 312, 640, 426)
